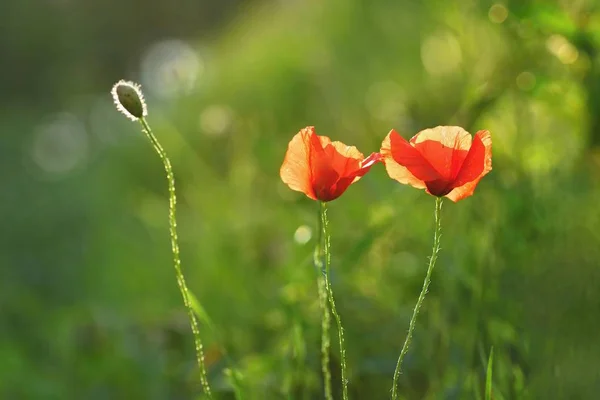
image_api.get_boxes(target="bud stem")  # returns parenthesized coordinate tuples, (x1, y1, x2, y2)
(139, 117, 213, 398)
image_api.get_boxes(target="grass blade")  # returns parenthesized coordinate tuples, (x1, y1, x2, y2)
(188, 290, 216, 333)
(485, 346, 494, 400)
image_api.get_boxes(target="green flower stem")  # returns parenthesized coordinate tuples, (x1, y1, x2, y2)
(391, 197, 443, 400)
(139, 118, 213, 398)
(320, 202, 349, 400)
(314, 206, 333, 400)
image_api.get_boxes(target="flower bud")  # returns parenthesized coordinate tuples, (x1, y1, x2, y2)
(111, 80, 148, 121)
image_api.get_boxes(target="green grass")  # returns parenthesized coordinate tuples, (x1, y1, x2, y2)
(3, 0, 600, 398)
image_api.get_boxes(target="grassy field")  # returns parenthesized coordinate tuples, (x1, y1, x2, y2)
(2, 0, 600, 398)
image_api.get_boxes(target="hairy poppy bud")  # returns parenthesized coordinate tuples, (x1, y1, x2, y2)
(111, 80, 148, 121)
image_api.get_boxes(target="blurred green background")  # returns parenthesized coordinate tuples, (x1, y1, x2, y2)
(3, 0, 600, 398)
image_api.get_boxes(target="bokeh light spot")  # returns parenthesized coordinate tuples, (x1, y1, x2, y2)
(488, 4, 508, 24)
(365, 81, 407, 123)
(199, 105, 234, 137)
(30, 113, 88, 176)
(141, 39, 203, 99)
(421, 32, 462, 76)
(546, 34, 579, 65)
(516, 71, 536, 91)
(294, 225, 312, 245)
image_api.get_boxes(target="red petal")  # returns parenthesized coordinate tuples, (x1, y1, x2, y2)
(380, 130, 428, 189)
(446, 130, 492, 202)
(280, 127, 316, 199)
(327, 158, 376, 201)
(308, 130, 339, 200)
(319, 142, 376, 201)
(282, 127, 379, 202)
(388, 129, 441, 181)
(451, 132, 486, 187)
(348, 152, 381, 183)
(410, 126, 471, 181)
(327, 141, 364, 178)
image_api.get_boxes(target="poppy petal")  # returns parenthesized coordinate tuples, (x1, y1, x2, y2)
(445, 177, 484, 202)
(329, 141, 364, 160)
(410, 126, 473, 149)
(318, 134, 332, 150)
(327, 143, 379, 200)
(328, 141, 364, 177)
(476, 129, 492, 172)
(348, 152, 382, 183)
(451, 131, 486, 187)
(280, 127, 316, 199)
(390, 130, 442, 181)
(380, 130, 438, 189)
(281, 126, 379, 202)
(410, 126, 472, 180)
(326, 176, 356, 201)
(308, 130, 339, 200)
(445, 130, 492, 202)
(380, 130, 426, 189)
(360, 152, 383, 170)
(328, 160, 375, 199)
(425, 179, 454, 197)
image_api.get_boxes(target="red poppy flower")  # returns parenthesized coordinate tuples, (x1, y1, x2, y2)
(280, 126, 382, 202)
(380, 126, 492, 202)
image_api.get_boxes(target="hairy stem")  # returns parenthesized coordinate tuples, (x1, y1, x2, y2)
(391, 197, 443, 399)
(314, 206, 333, 400)
(321, 202, 349, 400)
(139, 118, 213, 398)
